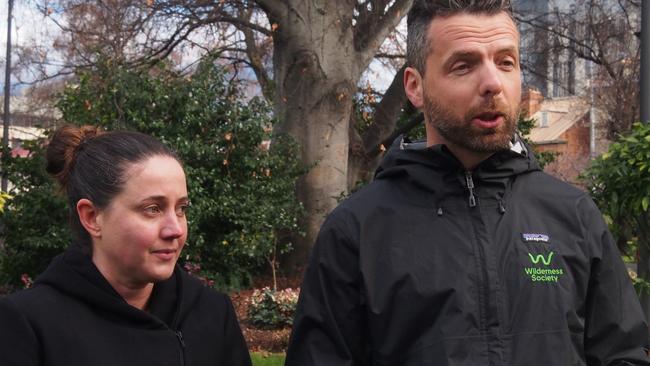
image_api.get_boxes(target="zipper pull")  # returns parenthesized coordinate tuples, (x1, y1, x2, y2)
(498, 199, 506, 214)
(465, 171, 477, 207)
(175, 330, 186, 348)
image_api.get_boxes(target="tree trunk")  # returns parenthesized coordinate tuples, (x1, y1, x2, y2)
(271, 2, 359, 269)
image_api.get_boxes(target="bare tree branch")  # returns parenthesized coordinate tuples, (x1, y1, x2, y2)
(375, 52, 406, 60)
(253, 0, 287, 21)
(362, 65, 408, 156)
(235, 3, 274, 101)
(356, 0, 412, 67)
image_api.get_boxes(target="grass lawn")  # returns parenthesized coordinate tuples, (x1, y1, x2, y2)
(251, 352, 286, 366)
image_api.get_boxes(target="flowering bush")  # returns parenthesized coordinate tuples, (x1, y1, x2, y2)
(629, 269, 650, 296)
(183, 262, 215, 288)
(248, 287, 299, 329)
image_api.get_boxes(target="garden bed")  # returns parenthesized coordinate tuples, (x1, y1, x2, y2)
(231, 273, 303, 352)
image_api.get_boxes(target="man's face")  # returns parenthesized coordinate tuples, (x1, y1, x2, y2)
(406, 12, 521, 153)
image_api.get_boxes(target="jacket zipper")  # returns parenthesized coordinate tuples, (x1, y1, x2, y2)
(175, 330, 186, 366)
(465, 171, 477, 207)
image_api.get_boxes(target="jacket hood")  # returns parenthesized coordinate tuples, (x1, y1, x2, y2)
(34, 246, 203, 330)
(374, 135, 541, 209)
(376, 134, 540, 184)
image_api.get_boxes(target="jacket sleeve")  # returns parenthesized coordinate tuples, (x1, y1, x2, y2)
(0, 296, 40, 366)
(285, 210, 369, 366)
(580, 197, 650, 365)
(220, 294, 252, 366)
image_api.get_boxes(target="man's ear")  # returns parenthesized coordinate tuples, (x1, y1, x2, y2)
(77, 199, 102, 238)
(404, 66, 424, 109)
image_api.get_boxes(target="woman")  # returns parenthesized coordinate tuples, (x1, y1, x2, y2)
(0, 126, 252, 366)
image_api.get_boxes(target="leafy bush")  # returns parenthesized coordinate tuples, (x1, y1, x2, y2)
(247, 287, 299, 329)
(0, 138, 70, 288)
(0, 59, 304, 289)
(629, 269, 650, 296)
(582, 122, 650, 297)
(0, 192, 10, 213)
(516, 115, 557, 169)
(582, 122, 650, 246)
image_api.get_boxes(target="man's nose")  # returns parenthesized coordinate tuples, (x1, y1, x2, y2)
(478, 63, 504, 98)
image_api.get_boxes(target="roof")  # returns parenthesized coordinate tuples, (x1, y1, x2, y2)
(6, 125, 46, 141)
(528, 96, 590, 145)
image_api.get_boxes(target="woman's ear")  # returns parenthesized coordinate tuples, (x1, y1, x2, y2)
(77, 199, 102, 238)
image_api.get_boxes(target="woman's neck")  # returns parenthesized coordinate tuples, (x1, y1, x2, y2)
(110, 281, 154, 310)
(91, 255, 154, 310)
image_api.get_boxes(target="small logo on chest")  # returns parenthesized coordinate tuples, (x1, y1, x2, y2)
(522, 233, 550, 243)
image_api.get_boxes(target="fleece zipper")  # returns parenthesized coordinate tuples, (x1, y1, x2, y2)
(174, 330, 186, 366)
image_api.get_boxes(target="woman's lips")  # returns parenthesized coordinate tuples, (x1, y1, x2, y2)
(151, 249, 177, 261)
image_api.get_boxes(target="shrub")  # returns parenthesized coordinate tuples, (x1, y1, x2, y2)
(0, 138, 70, 288)
(0, 58, 304, 290)
(582, 122, 650, 298)
(247, 287, 299, 329)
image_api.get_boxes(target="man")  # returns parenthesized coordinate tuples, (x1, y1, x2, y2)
(285, 1, 650, 365)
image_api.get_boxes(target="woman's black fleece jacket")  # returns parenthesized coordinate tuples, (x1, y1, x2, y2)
(0, 247, 252, 366)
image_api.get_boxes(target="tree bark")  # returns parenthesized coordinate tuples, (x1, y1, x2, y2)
(270, 2, 359, 268)
(260, 0, 412, 269)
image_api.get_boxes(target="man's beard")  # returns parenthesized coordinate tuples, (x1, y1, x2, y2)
(423, 90, 518, 153)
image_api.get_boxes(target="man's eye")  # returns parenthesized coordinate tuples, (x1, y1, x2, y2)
(500, 58, 516, 69)
(452, 63, 472, 74)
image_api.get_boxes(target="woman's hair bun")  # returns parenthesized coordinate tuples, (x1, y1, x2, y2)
(46, 125, 104, 190)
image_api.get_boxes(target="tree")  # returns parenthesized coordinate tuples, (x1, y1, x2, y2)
(0, 58, 305, 289)
(27, 0, 413, 268)
(515, 0, 641, 138)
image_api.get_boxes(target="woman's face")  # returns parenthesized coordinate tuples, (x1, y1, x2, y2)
(92, 155, 189, 288)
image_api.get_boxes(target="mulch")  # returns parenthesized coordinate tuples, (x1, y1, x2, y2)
(230, 273, 303, 353)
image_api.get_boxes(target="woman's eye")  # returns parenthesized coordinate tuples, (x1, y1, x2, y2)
(176, 203, 191, 216)
(144, 205, 162, 215)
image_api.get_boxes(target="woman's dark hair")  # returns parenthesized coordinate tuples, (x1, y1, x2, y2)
(46, 125, 181, 248)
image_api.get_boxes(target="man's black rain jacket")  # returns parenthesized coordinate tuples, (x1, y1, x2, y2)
(286, 137, 650, 366)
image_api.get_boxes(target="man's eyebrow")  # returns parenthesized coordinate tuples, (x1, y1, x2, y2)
(442, 50, 480, 69)
(442, 45, 519, 69)
(495, 45, 519, 56)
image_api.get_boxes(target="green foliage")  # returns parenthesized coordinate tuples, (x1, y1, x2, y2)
(582, 122, 650, 245)
(247, 287, 299, 329)
(0, 138, 71, 288)
(0, 192, 11, 213)
(250, 352, 286, 366)
(517, 115, 557, 169)
(1, 59, 304, 289)
(630, 269, 650, 297)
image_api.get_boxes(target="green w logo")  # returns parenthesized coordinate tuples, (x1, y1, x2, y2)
(528, 252, 554, 266)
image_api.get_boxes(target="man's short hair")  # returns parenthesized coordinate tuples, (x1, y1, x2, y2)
(407, 0, 514, 74)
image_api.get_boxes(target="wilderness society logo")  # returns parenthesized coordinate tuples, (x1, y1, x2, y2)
(524, 251, 564, 283)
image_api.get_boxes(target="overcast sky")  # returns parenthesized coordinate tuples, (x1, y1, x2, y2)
(1, 0, 63, 94)
(0, 1, 397, 96)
